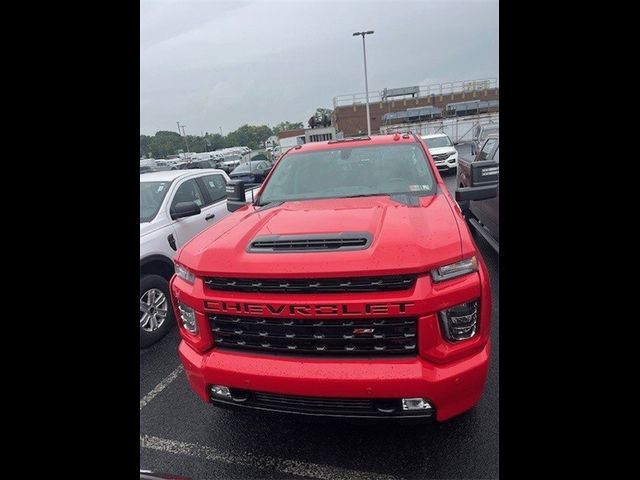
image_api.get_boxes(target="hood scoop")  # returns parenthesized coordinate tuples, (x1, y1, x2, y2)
(248, 232, 372, 253)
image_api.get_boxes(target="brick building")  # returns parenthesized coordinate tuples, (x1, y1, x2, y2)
(333, 80, 499, 137)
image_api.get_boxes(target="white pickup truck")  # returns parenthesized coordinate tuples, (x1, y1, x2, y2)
(139, 169, 235, 347)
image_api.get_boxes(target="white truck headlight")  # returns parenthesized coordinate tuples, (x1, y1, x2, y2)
(175, 263, 195, 284)
(431, 257, 478, 282)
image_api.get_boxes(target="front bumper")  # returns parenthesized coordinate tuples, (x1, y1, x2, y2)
(435, 157, 458, 171)
(179, 339, 489, 422)
(172, 262, 492, 423)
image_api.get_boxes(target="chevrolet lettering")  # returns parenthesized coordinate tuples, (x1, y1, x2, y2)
(204, 301, 416, 316)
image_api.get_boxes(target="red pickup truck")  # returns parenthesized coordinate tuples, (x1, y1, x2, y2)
(170, 133, 498, 422)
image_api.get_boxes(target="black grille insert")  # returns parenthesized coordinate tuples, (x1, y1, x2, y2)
(432, 153, 451, 161)
(248, 232, 372, 253)
(252, 392, 374, 414)
(210, 315, 417, 356)
(204, 274, 416, 293)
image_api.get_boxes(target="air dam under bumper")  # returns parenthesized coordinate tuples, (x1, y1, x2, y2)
(178, 340, 489, 422)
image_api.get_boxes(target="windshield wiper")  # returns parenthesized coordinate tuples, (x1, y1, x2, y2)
(255, 201, 283, 210)
(339, 193, 393, 199)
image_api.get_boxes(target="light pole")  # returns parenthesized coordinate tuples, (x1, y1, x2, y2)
(353, 30, 374, 136)
(177, 121, 190, 153)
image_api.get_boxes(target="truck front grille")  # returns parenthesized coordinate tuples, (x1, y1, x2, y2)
(432, 153, 451, 161)
(210, 315, 417, 356)
(203, 275, 416, 293)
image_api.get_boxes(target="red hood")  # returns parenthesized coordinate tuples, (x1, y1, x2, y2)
(177, 194, 463, 277)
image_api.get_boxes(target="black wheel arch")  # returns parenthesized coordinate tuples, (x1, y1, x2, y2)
(140, 254, 175, 281)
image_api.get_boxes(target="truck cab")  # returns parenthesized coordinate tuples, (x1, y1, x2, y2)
(457, 133, 499, 252)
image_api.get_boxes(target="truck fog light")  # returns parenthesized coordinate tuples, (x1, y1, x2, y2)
(401, 398, 433, 411)
(178, 303, 198, 334)
(439, 300, 478, 341)
(210, 385, 231, 399)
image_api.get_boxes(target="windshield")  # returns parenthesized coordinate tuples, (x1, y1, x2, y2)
(258, 143, 435, 205)
(481, 126, 499, 139)
(140, 181, 171, 223)
(423, 136, 452, 148)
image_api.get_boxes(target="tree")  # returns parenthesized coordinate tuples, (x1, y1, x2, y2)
(148, 131, 183, 158)
(140, 135, 152, 158)
(139, 124, 276, 160)
(225, 124, 273, 150)
(272, 121, 304, 135)
(203, 133, 226, 151)
(308, 108, 334, 128)
(185, 135, 208, 153)
(315, 107, 333, 118)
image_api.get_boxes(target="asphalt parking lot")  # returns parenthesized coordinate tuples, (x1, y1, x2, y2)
(140, 143, 499, 479)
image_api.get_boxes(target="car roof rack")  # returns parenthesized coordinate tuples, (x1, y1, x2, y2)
(327, 136, 371, 144)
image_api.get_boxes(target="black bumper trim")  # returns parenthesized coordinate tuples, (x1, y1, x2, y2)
(209, 392, 435, 420)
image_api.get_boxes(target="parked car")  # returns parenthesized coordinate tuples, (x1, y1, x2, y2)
(471, 123, 499, 156)
(229, 160, 273, 184)
(140, 159, 159, 173)
(180, 159, 219, 170)
(457, 133, 499, 252)
(140, 169, 233, 347)
(219, 154, 244, 173)
(420, 133, 458, 175)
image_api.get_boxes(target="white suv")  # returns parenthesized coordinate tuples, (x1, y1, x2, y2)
(421, 133, 459, 175)
(140, 169, 233, 347)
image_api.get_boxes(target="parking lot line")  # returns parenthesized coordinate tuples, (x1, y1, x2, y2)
(140, 365, 183, 411)
(141, 434, 401, 480)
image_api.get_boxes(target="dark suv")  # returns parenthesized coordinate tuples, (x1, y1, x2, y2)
(457, 133, 499, 252)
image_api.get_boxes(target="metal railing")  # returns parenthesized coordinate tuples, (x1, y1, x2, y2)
(333, 78, 498, 108)
(379, 112, 499, 144)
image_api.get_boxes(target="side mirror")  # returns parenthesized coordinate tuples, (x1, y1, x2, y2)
(455, 160, 499, 211)
(226, 180, 247, 212)
(171, 201, 201, 220)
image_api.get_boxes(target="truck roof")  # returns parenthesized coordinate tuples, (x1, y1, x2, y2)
(421, 133, 449, 139)
(288, 134, 418, 154)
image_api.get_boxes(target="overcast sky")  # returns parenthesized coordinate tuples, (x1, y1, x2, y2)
(140, 0, 498, 135)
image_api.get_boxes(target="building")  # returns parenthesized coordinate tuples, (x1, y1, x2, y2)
(305, 126, 336, 143)
(332, 78, 499, 137)
(276, 126, 338, 148)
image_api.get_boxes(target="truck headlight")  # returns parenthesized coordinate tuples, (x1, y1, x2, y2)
(431, 257, 477, 282)
(178, 302, 198, 334)
(175, 263, 195, 284)
(439, 300, 478, 341)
